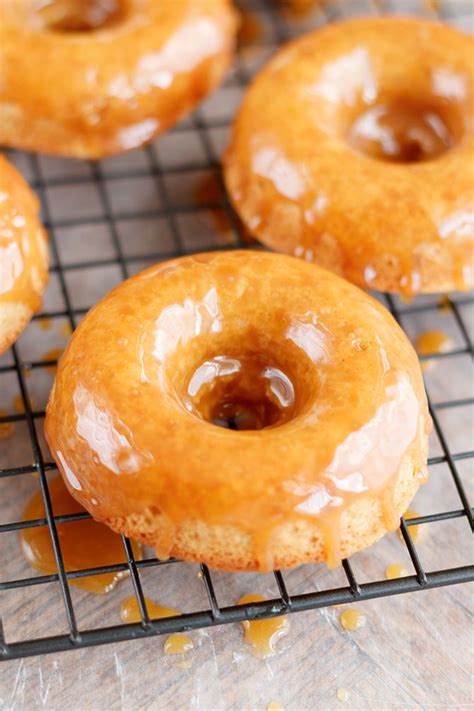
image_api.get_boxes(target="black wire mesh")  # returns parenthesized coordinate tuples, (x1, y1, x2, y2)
(1, 0, 473, 661)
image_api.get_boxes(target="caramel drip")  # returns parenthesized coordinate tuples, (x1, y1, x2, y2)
(399, 509, 422, 543)
(0, 410, 15, 440)
(319, 513, 342, 569)
(194, 173, 254, 244)
(253, 527, 275, 574)
(42, 347, 64, 374)
(60, 321, 73, 338)
(120, 596, 180, 623)
(21, 476, 142, 593)
(279, 0, 319, 18)
(121, 598, 190, 659)
(336, 688, 349, 703)
(38, 317, 53, 331)
(238, 11, 263, 48)
(13, 394, 36, 414)
(154, 516, 176, 561)
(385, 563, 408, 579)
(164, 633, 194, 655)
(238, 594, 289, 659)
(438, 295, 451, 313)
(193, 174, 232, 239)
(339, 608, 365, 631)
(380, 483, 401, 532)
(415, 330, 452, 371)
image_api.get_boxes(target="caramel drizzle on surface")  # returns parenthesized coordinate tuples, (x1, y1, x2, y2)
(21, 477, 141, 594)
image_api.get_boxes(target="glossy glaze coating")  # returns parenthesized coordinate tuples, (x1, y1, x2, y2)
(45, 251, 430, 571)
(0, 156, 48, 354)
(0, 0, 237, 158)
(224, 18, 474, 295)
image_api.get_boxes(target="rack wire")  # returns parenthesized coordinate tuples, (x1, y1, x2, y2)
(1, 0, 473, 661)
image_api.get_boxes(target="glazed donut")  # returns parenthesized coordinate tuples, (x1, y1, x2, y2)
(224, 17, 474, 296)
(0, 0, 237, 158)
(45, 251, 430, 572)
(0, 156, 49, 355)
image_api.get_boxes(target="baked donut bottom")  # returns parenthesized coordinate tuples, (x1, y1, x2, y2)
(104, 438, 428, 571)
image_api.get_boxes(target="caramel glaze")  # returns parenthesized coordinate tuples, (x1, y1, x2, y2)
(385, 563, 408, 579)
(336, 688, 349, 703)
(60, 321, 73, 339)
(120, 598, 192, 656)
(45, 251, 431, 572)
(194, 173, 233, 241)
(0, 156, 48, 354)
(0, 410, 15, 440)
(38, 317, 53, 331)
(0, 0, 237, 158)
(194, 173, 256, 244)
(400, 509, 422, 543)
(238, 594, 289, 658)
(415, 329, 452, 371)
(224, 18, 474, 295)
(339, 608, 365, 631)
(21, 476, 141, 593)
(120, 596, 180, 623)
(14, 393, 37, 415)
(267, 703, 284, 711)
(164, 633, 194, 655)
(278, 0, 319, 19)
(237, 11, 263, 48)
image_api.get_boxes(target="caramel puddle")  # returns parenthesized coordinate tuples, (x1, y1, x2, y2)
(21, 476, 141, 593)
(339, 608, 365, 631)
(120, 596, 180, 623)
(238, 594, 289, 659)
(415, 330, 452, 371)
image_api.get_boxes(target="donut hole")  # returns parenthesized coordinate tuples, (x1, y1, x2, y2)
(170, 342, 318, 431)
(346, 97, 463, 163)
(18, 0, 127, 33)
(187, 354, 298, 431)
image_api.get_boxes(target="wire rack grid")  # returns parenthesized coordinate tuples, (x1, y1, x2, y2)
(0, 0, 473, 661)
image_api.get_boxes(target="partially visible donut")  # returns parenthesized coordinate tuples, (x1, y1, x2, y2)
(45, 251, 430, 572)
(0, 0, 237, 158)
(0, 156, 49, 355)
(224, 17, 474, 295)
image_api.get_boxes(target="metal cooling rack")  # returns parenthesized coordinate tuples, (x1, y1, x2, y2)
(1, 0, 473, 661)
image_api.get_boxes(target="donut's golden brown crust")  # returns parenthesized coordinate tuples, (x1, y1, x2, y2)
(224, 17, 474, 295)
(0, 0, 237, 158)
(104, 449, 427, 572)
(45, 251, 430, 571)
(0, 156, 48, 355)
